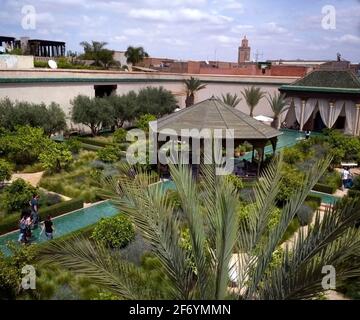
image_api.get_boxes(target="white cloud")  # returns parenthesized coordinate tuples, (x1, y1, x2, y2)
(35, 12, 56, 24)
(163, 38, 188, 46)
(337, 34, 360, 45)
(128, 8, 232, 24)
(231, 24, 254, 33)
(123, 28, 144, 36)
(209, 35, 238, 44)
(112, 35, 128, 43)
(263, 22, 288, 34)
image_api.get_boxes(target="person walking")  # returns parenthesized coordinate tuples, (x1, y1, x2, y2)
(18, 216, 27, 243)
(29, 194, 40, 229)
(342, 167, 350, 190)
(40, 215, 55, 240)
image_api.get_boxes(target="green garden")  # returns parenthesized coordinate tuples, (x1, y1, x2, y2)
(1, 82, 360, 300)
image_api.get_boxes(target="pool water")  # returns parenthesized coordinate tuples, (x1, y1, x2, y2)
(309, 191, 340, 205)
(0, 201, 118, 256)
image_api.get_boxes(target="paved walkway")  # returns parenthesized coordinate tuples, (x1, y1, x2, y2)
(11, 171, 44, 187)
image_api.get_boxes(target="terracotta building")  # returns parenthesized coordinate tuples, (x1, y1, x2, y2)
(238, 36, 251, 63)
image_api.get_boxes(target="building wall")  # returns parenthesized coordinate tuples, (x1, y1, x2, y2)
(0, 69, 298, 128)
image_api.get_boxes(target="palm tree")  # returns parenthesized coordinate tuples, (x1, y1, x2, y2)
(124, 46, 149, 67)
(184, 77, 206, 107)
(241, 86, 266, 117)
(221, 93, 242, 108)
(40, 156, 360, 300)
(80, 41, 108, 66)
(267, 93, 289, 129)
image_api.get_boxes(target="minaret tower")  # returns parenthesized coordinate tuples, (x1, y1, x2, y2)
(238, 36, 251, 63)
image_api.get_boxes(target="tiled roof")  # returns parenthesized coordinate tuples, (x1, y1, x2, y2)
(151, 97, 282, 140)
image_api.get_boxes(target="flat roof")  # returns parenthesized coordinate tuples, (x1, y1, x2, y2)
(28, 39, 65, 45)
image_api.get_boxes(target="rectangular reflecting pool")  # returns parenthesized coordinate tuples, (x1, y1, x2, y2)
(0, 201, 118, 256)
(309, 191, 341, 205)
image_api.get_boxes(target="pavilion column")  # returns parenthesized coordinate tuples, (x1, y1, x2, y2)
(329, 102, 334, 128)
(355, 104, 360, 136)
(300, 99, 306, 131)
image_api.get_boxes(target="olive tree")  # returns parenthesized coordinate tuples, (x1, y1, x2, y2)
(71, 95, 113, 136)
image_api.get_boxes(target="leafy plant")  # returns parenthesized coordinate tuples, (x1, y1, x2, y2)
(39, 155, 360, 301)
(135, 114, 156, 132)
(97, 145, 123, 163)
(65, 138, 82, 154)
(91, 215, 135, 248)
(0, 126, 50, 165)
(1, 178, 37, 213)
(39, 142, 73, 172)
(112, 128, 128, 144)
(0, 242, 37, 299)
(221, 93, 242, 108)
(0, 159, 12, 183)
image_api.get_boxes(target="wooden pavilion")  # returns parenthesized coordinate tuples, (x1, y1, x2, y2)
(150, 97, 282, 177)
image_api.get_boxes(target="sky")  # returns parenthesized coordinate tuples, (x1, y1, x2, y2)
(0, 0, 359, 63)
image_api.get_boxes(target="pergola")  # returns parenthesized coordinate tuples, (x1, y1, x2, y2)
(28, 39, 66, 57)
(0, 36, 16, 51)
(279, 70, 360, 136)
(150, 97, 282, 176)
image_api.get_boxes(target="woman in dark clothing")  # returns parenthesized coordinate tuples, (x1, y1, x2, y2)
(40, 215, 55, 240)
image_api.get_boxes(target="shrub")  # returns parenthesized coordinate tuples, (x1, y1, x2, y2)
(39, 142, 73, 173)
(0, 242, 37, 299)
(276, 164, 304, 204)
(136, 87, 177, 117)
(0, 126, 50, 165)
(0, 159, 12, 183)
(305, 195, 322, 208)
(352, 176, 360, 191)
(283, 147, 304, 165)
(319, 170, 341, 191)
(1, 179, 37, 213)
(39, 198, 83, 219)
(97, 145, 123, 163)
(226, 174, 243, 191)
(77, 137, 112, 147)
(65, 138, 82, 153)
(91, 215, 135, 248)
(348, 189, 360, 199)
(135, 114, 156, 132)
(296, 204, 315, 226)
(39, 191, 63, 207)
(313, 183, 336, 194)
(112, 128, 127, 143)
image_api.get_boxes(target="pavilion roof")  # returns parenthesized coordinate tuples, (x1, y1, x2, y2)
(151, 97, 282, 140)
(279, 70, 360, 95)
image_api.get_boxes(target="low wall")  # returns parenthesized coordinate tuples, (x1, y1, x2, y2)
(0, 55, 34, 69)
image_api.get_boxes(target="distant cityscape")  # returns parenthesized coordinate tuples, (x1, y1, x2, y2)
(1, 35, 359, 78)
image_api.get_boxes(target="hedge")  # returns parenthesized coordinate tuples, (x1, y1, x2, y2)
(78, 137, 112, 148)
(313, 183, 336, 195)
(0, 198, 83, 235)
(348, 189, 360, 199)
(305, 194, 322, 208)
(80, 143, 103, 151)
